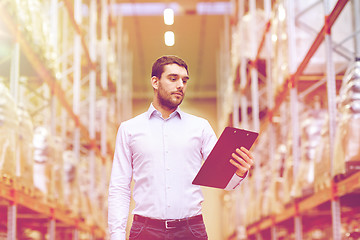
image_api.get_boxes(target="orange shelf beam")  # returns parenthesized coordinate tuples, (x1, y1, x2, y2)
(0, 181, 105, 237)
(237, 20, 272, 94)
(234, 0, 348, 131)
(267, 0, 349, 116)
(0, 4, 114, 162)
(247, 171, 360, 235)
(63, 0, 116, 94)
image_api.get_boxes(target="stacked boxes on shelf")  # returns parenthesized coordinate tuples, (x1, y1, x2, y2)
(222, 0, 360, 238)
(0, 0, 132, 238)
(0, 82, 18, 184)
(334, 60, 360, 180)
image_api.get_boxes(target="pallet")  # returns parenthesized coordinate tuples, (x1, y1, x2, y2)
(314, 171, 331, 193)
(32, 188, 45, 200)
(0, 174, 15, 187)
(16, 183, 34, 198)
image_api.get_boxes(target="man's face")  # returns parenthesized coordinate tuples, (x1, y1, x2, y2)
(153, 64, 189, 109)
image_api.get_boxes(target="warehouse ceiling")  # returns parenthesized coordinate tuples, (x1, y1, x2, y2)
(118, 0, 232, 104)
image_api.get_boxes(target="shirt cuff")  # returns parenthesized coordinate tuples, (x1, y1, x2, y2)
(224, 173, 244, 190)
(110, 231, 126, 240)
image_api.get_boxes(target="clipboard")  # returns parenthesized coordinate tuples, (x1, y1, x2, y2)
(192, 127, 258, 189)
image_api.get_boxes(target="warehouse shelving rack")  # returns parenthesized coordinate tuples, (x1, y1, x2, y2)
(0, 181, 104, 238)
(219, 0, 360, 239)
(246, 171, 360, 236)
(0, 0, 132, 239)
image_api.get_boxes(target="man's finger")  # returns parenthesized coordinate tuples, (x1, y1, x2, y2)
(235, 148, 254, 165)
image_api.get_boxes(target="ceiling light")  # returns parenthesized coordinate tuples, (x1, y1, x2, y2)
(278, 5, 286, 21)
(164, 31, 175, 46)
(271, 34, 278, 42)
(164, 8, 174, 25)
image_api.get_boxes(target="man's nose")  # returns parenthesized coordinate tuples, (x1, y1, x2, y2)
(177, 79, 184, 89)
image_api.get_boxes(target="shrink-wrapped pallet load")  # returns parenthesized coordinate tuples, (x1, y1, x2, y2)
(254, 131, 272, 218)
(245, 176, 257, 225)
(78, 155, 93, 224)
(0, 83, 18, 184)
(235, 9, 267, 60)
(271, 1, 289, 95)
(271, 0, 353, 95)
(33, 126, 65, 204)
(334, 60, 360, 180)
(33, 126, 53, 196)
(92, 156, 110, 228)
(16, 104, 34, 190)
(313, 113, 332, 192)
(49, 136, 64, 205)
(63, 150, 79, 214)
(294, 100, 326, 197)
(268, 144, 287, 215)
(269, 102, 294, 206)
(257, 166, 268, 219)
(282, 135, 294, 205)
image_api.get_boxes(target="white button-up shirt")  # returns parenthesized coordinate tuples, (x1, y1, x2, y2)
(108, 104, 243, 239)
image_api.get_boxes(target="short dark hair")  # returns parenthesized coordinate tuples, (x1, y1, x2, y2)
(151, 55, 188, 78)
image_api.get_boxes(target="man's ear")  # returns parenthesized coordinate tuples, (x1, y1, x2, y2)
(151, 76, 158, 90)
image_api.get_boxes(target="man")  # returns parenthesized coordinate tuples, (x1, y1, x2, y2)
(108, 55, 254, 240)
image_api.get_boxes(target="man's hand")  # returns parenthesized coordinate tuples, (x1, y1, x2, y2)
(229, 147, 254, 178)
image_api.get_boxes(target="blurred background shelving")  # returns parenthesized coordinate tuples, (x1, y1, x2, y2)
(0, 0, 132, 238)
(220, 0, 360, 239)
(0, 0, 360, 239)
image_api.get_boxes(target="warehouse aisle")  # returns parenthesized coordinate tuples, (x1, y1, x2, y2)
(0, 0, 359, 239)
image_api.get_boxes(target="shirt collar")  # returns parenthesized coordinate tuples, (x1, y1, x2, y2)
(147, 103, 183, 119)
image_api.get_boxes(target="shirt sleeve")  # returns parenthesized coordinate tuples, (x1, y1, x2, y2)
(108, 124, 133, 240)
(223, 173, 245, 190)
(201, 120, 218, 161)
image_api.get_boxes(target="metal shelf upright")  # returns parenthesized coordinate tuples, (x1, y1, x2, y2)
(223, 0, 360, 239)
(0, 0, 132, 238)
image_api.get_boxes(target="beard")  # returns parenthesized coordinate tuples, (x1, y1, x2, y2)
(157, 85, 184, 109)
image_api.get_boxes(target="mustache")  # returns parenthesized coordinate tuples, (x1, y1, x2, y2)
(172, 91, 184, 95)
